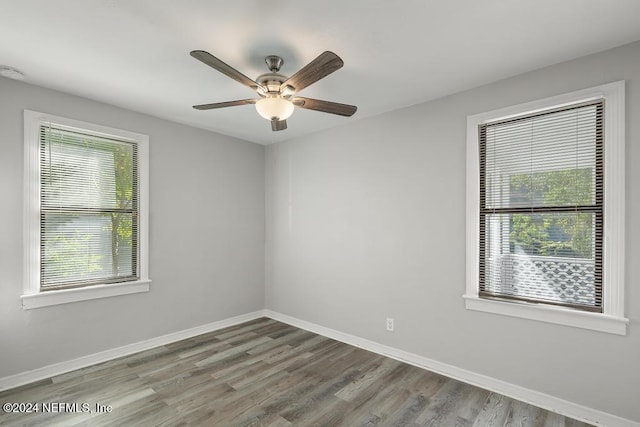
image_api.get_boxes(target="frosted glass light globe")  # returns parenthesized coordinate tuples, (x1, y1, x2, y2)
(255, 97, 294, 120)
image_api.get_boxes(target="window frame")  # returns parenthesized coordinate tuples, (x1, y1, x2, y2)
(22, 110, 150, 309)
(464, 81, 628, 335)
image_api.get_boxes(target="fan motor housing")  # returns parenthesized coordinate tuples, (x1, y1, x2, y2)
(256, 73, 288, 95)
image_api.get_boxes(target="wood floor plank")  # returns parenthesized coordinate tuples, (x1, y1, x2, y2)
(472, 392, 513, 426)
(194, 336, 272, 367)
(455, 385, 493, 425)
(334, 355, 395, 402)
(0, 318, 594, 426)
(504, 399, 545, 427)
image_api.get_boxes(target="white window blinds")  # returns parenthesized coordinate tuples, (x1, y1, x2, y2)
(478, 100, 603, 312)
(40, 124, 139, 289)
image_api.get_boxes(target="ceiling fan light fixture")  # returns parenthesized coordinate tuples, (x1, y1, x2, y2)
(190, 50, 356, 131)
(255, 96, 294, 121)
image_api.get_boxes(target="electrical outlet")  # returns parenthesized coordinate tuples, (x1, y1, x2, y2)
(386, 317, 394, 332)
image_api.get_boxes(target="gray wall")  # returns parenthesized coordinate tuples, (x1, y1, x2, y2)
(265, 40, 640, 422)
(0, 78, 265, 377)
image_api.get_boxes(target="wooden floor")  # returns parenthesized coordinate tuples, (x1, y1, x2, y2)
(0, 318, 592, 426)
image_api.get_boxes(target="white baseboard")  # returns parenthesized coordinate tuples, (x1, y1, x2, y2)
(264, 310, 638, 427)
(0, 310, 266, 392)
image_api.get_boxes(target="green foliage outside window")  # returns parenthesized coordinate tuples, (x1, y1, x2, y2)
(110, 143, 135, 276)
(509, 169, 593, 259)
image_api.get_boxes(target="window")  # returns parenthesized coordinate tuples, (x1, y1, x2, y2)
(22, 111, 150, 309)
(465, 82, 627, 335)
(480, 101, 603, 311)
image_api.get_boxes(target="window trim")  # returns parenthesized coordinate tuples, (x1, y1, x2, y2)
(22, 110, 150, 309)
(465, 81, 628, 335)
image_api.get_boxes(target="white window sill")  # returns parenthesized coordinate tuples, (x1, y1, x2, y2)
(21, 280, 151, 310)
(463, 294, 628, 335)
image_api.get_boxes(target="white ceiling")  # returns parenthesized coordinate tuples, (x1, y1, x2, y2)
(1, 1, 640, 145)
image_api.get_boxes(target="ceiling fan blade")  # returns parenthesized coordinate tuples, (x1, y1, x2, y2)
(193, 99, 257, 110)
(292, 97, 357, 117)
(271, 119, 287, 131)
(281, 51, 344, 93)
(190, 50, 264, 92)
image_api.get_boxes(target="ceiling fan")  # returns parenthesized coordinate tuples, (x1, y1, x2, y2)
(190, 50, 357, 131)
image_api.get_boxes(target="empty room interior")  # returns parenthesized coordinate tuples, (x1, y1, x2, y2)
(1, 1, 639, 426)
